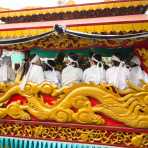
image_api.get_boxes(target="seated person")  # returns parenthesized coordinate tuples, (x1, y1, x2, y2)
(27, 55, 45, 84)
(43, 60, 61, 86)
(128, 56, 146, 86)
(61, 53, 83, 86)
(0, 56, 15, 82)
(20, 54, 45, 89)
(106, 55, 130, 89)
(118, 61, 130, 89)
(83, 53, 106, 84)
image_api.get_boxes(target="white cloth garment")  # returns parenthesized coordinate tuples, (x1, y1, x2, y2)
(44, 70, 61, 85)
(62, 65, 83, 86)
(27, 64, 45, 84)
(83, 64, 106, 84)
(7, 65, 15, 81)
(106, 63, 130, 89)
(117, 65, 130, 89)
(128, 66, 144, 86)
(143, 71, 148, 83)
(0, 64, 8, 82)
(20, 55, 44, 90)
(128, 55, 146, 86)
(0, 57, 15, 82)
(131, 56, 141, 65)
(106, 66, 119, 87)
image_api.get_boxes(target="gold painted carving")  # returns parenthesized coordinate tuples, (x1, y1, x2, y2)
(0, 81, 147, 128)
(1, 33, 146, 50)
(136, 48, 148, 71)
(0, 123, 147, 147)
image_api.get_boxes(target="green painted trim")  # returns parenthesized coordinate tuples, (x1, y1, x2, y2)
(30, 48, 133, 58)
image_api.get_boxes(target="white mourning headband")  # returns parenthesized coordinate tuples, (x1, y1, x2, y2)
(111, 55, 121, 62)
(67, 56, 79, 66)
(91, 56, 99, 63)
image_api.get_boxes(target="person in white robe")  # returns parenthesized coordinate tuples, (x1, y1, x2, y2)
(61, 53, 83, 86)
(128, 56, 145, 86)
(20, 55, 45, 89)
(43, 60, 61, 86)
(0, 58, 3, 82)
(7, 57, 15, 82)
(106, 55, 130, 89)
(27, 55, 45, 84)
(117, 62, 130, 89)
(83, 53, 106, 84)
(0, 56, 15, 82)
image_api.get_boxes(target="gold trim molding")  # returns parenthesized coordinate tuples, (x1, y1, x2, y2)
(0, 22, 148, 38)
(0, 0, 147, 18)
(0, 122, 147, 147)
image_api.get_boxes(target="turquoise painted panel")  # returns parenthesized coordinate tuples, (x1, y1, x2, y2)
(0, 136, 115, 148)
(11, 52, 25, 64)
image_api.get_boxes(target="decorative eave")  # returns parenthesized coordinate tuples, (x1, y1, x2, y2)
(0, 15, 148, 38)
(0, 0, 147, 19)
(0, 14, 147, 51)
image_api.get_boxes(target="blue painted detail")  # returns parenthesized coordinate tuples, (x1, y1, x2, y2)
(0, 136, 115, 148)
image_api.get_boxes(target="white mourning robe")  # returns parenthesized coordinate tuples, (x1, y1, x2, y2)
(7, 65, 15, 81)
(61, 65, 83, 86)
(106, 66, 119, 88)
(27, 64, 45, 84)
(0, 60, 15, 82)
(83, 64, 106, 84)
(128, 66, 144, 86)
(117, 65, 130, 89)
(44, 69, 61, 85)
(106, 63, 129, 89)
(0, 62, 7, 82)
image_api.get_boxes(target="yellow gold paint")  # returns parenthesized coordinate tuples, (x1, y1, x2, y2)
(136, 48, 148, 71)
(0, 122, 147, 147)
(0, 23, 148, 38)
(0, 0, 147, 18)
(0, 81, 147, 128)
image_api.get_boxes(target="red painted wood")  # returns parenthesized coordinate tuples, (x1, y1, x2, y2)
(0, 14, 147, 31)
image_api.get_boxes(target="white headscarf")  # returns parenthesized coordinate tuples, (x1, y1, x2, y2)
(111, 55, 121, 63)
(129, 56, 143, 86)
(65, 56, 79, 67)
(131, 56, 141, 65)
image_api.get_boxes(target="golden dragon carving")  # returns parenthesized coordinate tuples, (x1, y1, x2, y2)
(0, 81, 147, 128)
